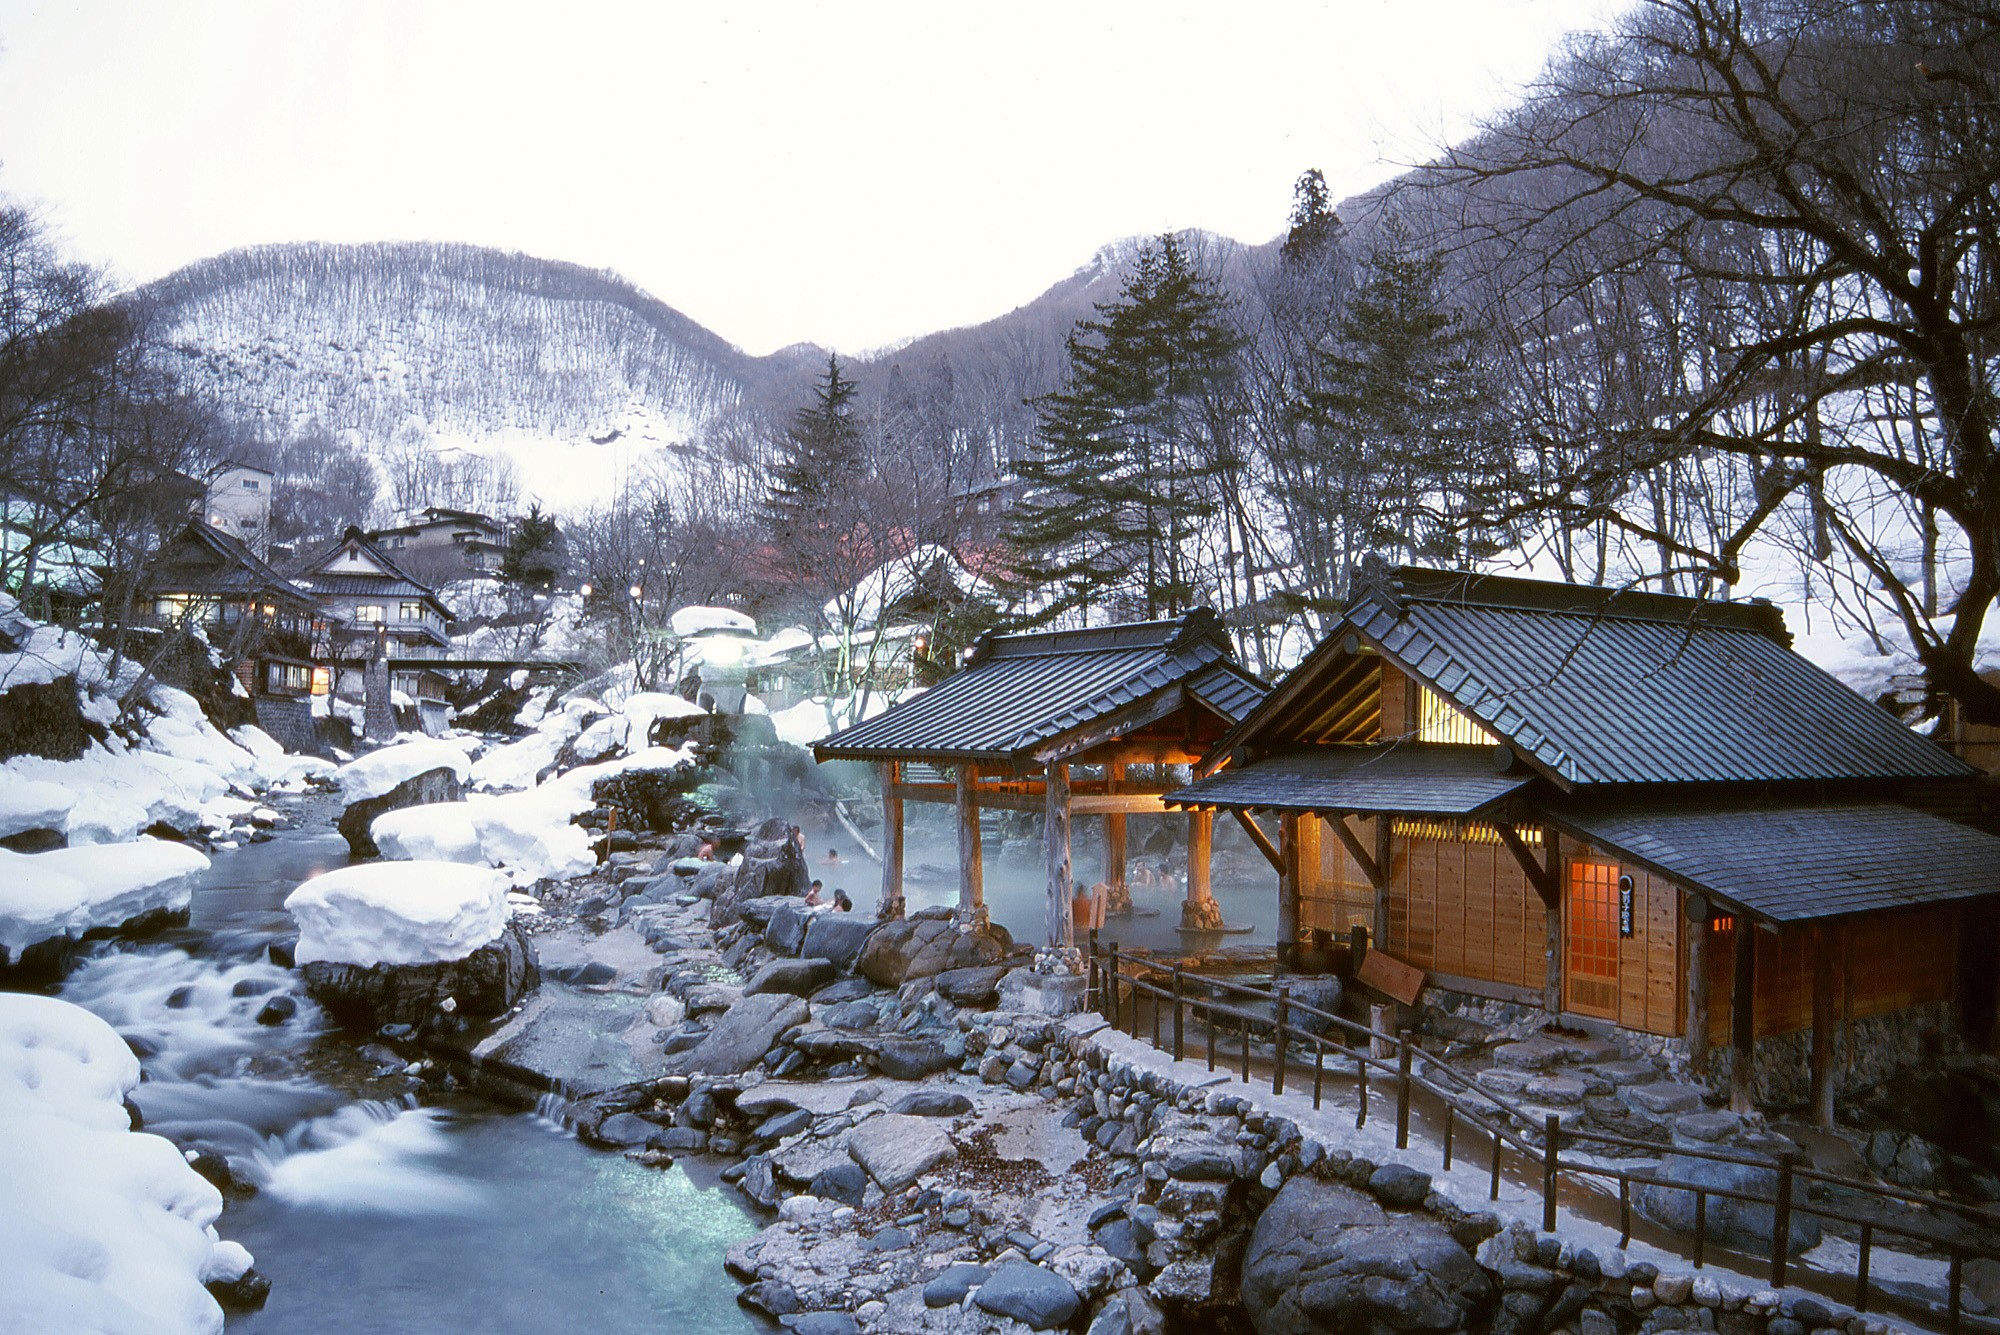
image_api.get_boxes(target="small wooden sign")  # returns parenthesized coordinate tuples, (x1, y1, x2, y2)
(1618, 874, 1636, 938)
(1356, 949, 1426, 1006)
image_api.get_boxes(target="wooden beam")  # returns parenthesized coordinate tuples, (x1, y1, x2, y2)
(1069, 792, 1175, 815)
(1730, 921, 1756, 1114)
(1231, 809, 1284, 872)
(1373, 815, 1393, 948)
(890, 782, 1043, 812)
(1182, 809, 1220, 930)
(1046, 762, 1073, 948)
(1810, 923, 1837, 1127)
(1496, 823, 1559, 905)
(956, 764, 986, 926)
(1062, 742, 1210, 767)
(1326, 813, 1385, 889)
(879, 760, 905, 920)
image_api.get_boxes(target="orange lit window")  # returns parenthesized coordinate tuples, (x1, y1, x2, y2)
(1565, 860, 1621, 1019)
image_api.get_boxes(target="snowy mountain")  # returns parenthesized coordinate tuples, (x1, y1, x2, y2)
(131, 235, 1240, 513)
(134, 243, 810, 510)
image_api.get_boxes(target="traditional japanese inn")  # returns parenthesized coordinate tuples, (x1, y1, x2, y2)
(1166, 566, 2000, 1119)
(813, 610, 1268, 947)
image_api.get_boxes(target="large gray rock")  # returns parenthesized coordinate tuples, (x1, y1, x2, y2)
(744, 958, 837, 997)
(934, 965, 1007, 1006)
(337, 770, 462, 857)
(301, 921, 537, 1030)
(1636, 1153, 1822, 1255)
(972, 1260, 1080, 1330)
(858, 914, 959, 986)
(662, 992, 808, 1076)
(847, 1112, 955, 1190)
(764, 903, 810, 956)
(1241, 1177, 1491, 1335)
(802, 913, 879, 973)
(709, 822, 811, 927)
(874, 1039, 951, 1080)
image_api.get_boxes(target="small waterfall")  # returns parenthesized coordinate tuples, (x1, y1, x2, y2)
(533, 1089, 575, 1131)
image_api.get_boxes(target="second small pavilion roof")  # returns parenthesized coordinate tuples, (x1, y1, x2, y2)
(813, 609, 1268, 765)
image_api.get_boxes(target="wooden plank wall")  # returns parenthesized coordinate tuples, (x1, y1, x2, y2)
(1376, 831, 1684, 1036)
(1610, 859, 1683, 1036)
(1384, 830, 1548, 995)
(1706, 905, 1960, 1043)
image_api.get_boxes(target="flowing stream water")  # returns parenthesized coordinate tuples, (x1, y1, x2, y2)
(55, 820, 761, 1333)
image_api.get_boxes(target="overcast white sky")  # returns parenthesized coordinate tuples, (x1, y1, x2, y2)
(0, 1, 1624, 356)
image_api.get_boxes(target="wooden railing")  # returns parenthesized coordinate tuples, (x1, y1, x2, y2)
(1085, 936, 1997, 1334)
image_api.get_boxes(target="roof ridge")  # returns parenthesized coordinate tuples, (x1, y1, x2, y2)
(1377, 566, 1789, 642)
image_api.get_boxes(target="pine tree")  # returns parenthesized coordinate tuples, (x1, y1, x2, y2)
(763, 354, 865, 550)
(500, 501, 563, 589)
(1281, 168, 1340, 264)
(1007, 234, 1243, 623)
(1301, 228, 1506, 575)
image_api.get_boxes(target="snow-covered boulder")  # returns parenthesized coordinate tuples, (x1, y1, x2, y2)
(285, 862, 537, 1030)
(336, 740, 472, 804)
(0, 992, 259, 1333)
(0, 775, 75, 845)
(370, 802, 483, 865)
(335, 740, 470, 857)
(287, 861, 511, 968)
(0, 841, 210, 974)
(469, 791, 597, 883)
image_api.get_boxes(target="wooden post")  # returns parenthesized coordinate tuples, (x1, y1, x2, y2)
(1105, 762, 1128, 911)
(1686, 911, 1710, 1077)
(1277, 813, 1302, 959)
(1809, 924, 1837, 1127)
(1181, 809, 1221, 930)
(1373, 815, 1394, 947)
(879, 760, 905, 921)
(1731, 920, 1757, 1114)
(1046, 762, 1073, 948)
(956, 763, 986, 928)
(1542, 831, 1563, 1016)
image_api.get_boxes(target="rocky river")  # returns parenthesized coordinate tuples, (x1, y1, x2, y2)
(54, 809, 761, 1333)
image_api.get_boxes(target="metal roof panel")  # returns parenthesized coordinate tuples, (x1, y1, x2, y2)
(1543, 799, 2000, 922)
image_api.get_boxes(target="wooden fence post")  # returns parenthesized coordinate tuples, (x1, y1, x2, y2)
(1396, 1037, 1413, 1150)
(1172, 968, 1184, 1061)
(1770, 1151, 1795, 1288)
(1273, 984, 1289, 1096)
(1542, 1113, 1560, 1233)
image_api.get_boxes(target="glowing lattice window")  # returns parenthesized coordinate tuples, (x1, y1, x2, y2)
(1417, 684, 1491, 745)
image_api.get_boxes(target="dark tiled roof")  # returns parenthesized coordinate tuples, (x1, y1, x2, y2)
(309, 573, 438, 600)
(300, 527, 454, 619)
(1348, 567, 1968, 786)
(144, 524, 316, 609)
(814, 610, 1267, 762)
(1166, 744, 1531, 816)
(1543, 799, 2000, 922)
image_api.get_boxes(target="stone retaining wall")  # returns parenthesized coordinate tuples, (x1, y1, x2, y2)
(962, 1008, 1909, 1335)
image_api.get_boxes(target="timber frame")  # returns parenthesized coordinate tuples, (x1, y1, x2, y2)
(813, 610, 1268, 949)
(1167, 566, 2000, 1121)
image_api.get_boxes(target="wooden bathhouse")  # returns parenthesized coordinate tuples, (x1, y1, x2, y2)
(813, 610, 1268, 948)
(1166, 567, 2000, 1119)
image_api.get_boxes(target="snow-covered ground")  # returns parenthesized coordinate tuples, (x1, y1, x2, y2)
(0, 992, 254, 1334)
(0, 596, 341, 962)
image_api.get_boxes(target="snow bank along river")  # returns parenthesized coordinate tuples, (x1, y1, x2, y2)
(55, 820, 760, 1333)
